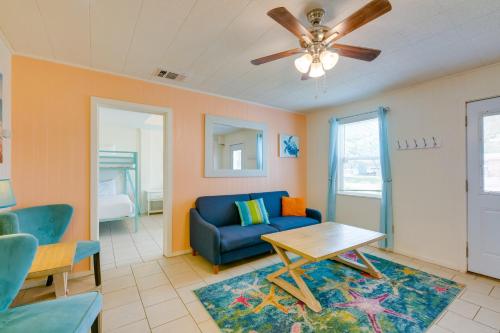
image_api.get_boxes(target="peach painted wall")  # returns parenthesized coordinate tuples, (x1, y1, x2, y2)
(11, 56, 307, 268)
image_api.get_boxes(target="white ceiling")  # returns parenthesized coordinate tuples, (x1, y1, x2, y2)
(1, 0, 500, 111)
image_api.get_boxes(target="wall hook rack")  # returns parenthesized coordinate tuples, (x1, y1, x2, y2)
(396, 136, 440, 150)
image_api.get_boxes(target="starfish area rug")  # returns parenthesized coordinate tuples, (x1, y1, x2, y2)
(194, 252, 463, 333)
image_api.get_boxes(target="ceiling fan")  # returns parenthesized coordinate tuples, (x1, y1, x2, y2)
(250, 0, 392, 79)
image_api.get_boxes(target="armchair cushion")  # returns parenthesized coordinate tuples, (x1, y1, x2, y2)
(249, 191, 289, 218)
(75, 241, 100, 264)
(219, 224, 277, 252)
(0, 292, 102, 333)
(269, 216, 319, 232)
(12, 204, 73, 245)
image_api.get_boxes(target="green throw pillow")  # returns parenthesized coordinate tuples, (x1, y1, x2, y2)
(235, 198, 270, 226)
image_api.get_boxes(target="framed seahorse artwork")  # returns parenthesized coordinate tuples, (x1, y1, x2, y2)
(279, 134, 299, 158)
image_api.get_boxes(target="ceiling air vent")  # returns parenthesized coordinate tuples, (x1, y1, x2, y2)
(155, 68, 186, 82)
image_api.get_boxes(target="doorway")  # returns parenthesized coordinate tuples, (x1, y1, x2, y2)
(91, 97, 173, 267)
(466, 96, 500, 279)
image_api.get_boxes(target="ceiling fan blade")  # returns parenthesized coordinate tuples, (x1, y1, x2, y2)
(251, 48, 304, 65)
(324, 0, 392, 44)
(332, 44, 381, 61)
(267, 7, 314, 40)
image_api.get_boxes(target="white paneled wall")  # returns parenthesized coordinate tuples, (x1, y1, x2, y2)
(307, 61, 500, 272)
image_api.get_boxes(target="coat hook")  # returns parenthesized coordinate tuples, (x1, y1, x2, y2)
(405, 139, 409, 149)
(413, 138, 418, 148)
(397, 140, 401, 149)
(422, 137, 427, 147)
(432, 136, 437, 147)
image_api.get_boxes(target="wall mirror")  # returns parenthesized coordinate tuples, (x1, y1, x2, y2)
(205, 115, 267, 177)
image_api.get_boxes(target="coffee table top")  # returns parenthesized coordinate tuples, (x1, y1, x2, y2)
(261, 222, 385, 261)
(27, 242, 77, 279)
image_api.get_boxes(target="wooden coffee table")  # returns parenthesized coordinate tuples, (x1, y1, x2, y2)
(27, 242, 77, 298)
(261, 222, 385, 312)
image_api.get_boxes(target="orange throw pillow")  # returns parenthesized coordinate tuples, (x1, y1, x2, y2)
(282, 197, 306, 217)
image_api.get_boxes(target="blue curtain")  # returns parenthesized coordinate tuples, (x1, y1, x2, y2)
(378, 107, 393, 248)
(327, 118, 339, 221)
(256, 133, 263, 169)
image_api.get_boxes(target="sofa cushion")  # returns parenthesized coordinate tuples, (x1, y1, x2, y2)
(269, 216, 320, 231)
(235, 198, 270, 226)
(282, 197, 306, 217)
(196, 194, 250, 227)
(249, 191, 289, 218)
(219, 224, 278, 252)
(0, 292, 102, 333)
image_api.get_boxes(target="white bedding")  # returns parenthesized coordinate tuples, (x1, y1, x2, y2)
(99, 194, 134, 221)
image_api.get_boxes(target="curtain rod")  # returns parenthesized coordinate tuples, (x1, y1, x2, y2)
(329, 106, 389, 122)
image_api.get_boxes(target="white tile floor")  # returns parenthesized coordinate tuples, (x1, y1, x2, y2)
(99, 215, 164, 270)
(14, 245, 500, 332)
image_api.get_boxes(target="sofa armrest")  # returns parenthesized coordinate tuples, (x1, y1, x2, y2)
(306, 208, 322, 223)
(190, 208, 221, 265)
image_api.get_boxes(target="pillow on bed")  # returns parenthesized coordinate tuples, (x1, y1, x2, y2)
(99, 179, 117, 196)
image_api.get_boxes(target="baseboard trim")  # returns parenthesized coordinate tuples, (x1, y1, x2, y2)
(168, 249, 192, 257)
(394, 248, 466, 272)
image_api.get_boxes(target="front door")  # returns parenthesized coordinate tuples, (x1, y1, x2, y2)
(467, 97, 500, 278)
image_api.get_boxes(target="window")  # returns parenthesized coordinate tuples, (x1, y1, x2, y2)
(338, 115, 382, 196)
(230, 144, 243, 170)
(483, 113, 500, 192)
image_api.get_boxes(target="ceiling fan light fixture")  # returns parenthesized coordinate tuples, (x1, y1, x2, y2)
(309, 60, 325, 78)
(320, 50, 339, 70)
(294, 53, 313, 74)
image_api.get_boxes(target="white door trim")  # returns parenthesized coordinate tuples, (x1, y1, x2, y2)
(90, 97, 174, 257)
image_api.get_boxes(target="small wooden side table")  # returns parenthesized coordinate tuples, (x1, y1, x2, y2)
(27, 242, 77, 298)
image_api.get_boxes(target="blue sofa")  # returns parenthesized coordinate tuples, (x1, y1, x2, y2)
(190, 191, 321, 273)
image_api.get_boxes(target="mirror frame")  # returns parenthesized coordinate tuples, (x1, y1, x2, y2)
(205, 114, 268, 178)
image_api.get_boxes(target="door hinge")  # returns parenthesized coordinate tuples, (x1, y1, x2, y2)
(466, 242, 469, 258)
(466, 179, 468, 192)
(465, 115, 468, 127)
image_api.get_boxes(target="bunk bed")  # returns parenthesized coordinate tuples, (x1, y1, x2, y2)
(98, 150, 139, 232)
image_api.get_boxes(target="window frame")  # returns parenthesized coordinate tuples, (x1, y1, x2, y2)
(230, 143, 244, 171)
(337, 113, 382, 199)
(480, 110, 500, 195)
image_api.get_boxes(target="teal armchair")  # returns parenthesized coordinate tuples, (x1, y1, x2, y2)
(10, 204, 101, 286)
(0, 233, 102, 332)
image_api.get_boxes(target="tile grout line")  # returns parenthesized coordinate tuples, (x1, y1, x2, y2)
(144, 258, 204, 331)
(130, 260, 154, 331)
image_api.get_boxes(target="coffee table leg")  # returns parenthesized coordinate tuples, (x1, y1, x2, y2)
(53, 272, 68, 297)
(267, 245, 322, 313)
(331, 249, 383, 279)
